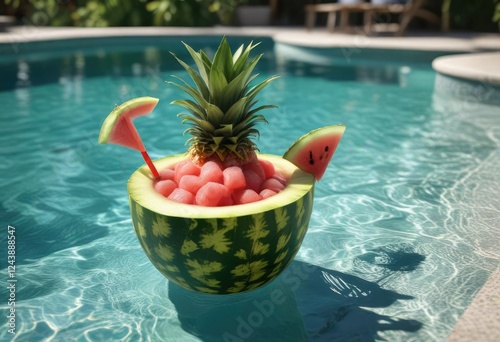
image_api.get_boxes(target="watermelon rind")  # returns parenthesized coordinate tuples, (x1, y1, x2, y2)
(98, 96, 159, 145)
(128, 154, 315, 294)
(283, 124, 346, 181)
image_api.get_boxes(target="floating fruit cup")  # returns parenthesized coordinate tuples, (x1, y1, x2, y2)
(99, 39, 345, 294)
(128, 154, 314, 294)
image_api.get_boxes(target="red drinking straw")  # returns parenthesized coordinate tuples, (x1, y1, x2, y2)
(141, 150, 160, 179)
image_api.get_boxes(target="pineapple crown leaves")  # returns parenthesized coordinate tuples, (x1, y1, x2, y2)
(167, 37, 279, 161)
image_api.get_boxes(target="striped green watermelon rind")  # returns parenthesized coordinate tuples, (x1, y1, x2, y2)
(128, 154, 315, 294)
(283, 125, 346, 181)
(98, 96, 159, 151)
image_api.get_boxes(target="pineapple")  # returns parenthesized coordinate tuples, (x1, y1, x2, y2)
(169, 37, 278, 166)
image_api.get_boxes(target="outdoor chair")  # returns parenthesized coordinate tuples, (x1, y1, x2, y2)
(394, 0, 444, 35)
(304, 0, 445, 35)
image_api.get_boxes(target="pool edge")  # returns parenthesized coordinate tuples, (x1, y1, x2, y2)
(447, 266, 500, 342)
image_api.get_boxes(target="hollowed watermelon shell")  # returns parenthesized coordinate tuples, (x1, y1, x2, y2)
(283, 125, 346, 181)
(128, 154, 315, 294)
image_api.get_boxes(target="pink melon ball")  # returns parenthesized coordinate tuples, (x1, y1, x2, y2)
(223, 166, 246, 190)
(258, 159, 275, 179)
(261, 178, 285, 193)
(179, 175, 204, 195)
(175, 160, 201, 183)
(271, 172, 288, 186)
(174, 160, 187, 174)
(196, 182, 230, 207)
(243, 169, 263, 193)
(168, 188, 194, 204)
(260, 189, 277, 199)
(233, 189, 262, 205)
(218, 195, 234, 207)
(154, 179, 177, 197)
(200, 161, 223, 183)
(244, 162, 266, 181)
(159, 168, 175, 182)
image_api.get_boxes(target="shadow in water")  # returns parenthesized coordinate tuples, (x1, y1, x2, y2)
(169, 260, 422, 341)
(353, 244, 426, 285)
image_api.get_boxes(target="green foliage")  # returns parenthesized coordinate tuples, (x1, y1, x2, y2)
(71, 0, 150, 27)
(239, 0, 269, 5)
(494, 0, 500, 30)
(447, 0, 498, 32)
(208, 0, 244, 25)
(2, 0, 234, 27)
(147, 0, 217, 27)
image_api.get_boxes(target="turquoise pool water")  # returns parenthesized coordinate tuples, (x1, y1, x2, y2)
(0, 36, 499, 341)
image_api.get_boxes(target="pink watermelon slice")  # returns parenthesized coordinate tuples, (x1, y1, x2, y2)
(98, 97, 160, 178)
(283, 125, 345, 181)
(98, 97, 159, 150)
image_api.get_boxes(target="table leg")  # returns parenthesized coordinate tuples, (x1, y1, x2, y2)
(364, 9, 374, 34)
(340, 8, 349, 32)
(306, 10, 316, 31)
(327, 11, 337, 32)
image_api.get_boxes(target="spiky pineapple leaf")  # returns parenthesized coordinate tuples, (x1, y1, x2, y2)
(180, 116, 215, 133)
(214, 124, 233, 136)
(211, 37, 234, 82)
(233, 41, 260, 78)
(233, 114, 267, 135)
(168, 78, 210, 109)
(223, 97, 249, 124)
(224, 55, 262, 107)
(246, 76, 280, 103)
(225, 144, 239, 152)
(209, 67, 228, 106)
(199, 50, 213, 71)
(232, 44, 244, 65)
(172, 99, 207, 120)
(182, 42, 210, 86)
(171, 53, 210, 100)
(206, 104, 224, 126)
(247, 105, 277, 117)
(212, 136, 224, 147)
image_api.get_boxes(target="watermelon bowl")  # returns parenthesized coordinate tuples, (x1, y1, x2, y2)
(128, 154, 315, 295)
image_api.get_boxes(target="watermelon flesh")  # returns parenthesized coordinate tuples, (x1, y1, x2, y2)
(155, 158, 287, 206)
(99, 97, 159, 152)
(98, 97, 160, 179)
(283, 125, 345, 181)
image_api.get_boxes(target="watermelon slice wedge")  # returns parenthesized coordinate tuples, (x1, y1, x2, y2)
(283, 125, 346, 181)
(98, 97, 160, 178)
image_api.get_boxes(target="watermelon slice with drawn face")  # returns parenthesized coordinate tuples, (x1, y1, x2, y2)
(283, 125, 346, 181)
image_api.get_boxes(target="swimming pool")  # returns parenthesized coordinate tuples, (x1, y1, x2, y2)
(0, 34, 499, 341)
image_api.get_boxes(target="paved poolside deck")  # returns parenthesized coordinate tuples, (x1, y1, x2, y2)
(1, 26, 500, 52)
(0, 25, 499, 341)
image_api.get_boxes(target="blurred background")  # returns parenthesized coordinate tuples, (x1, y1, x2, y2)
(1, 0, 499, 32)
